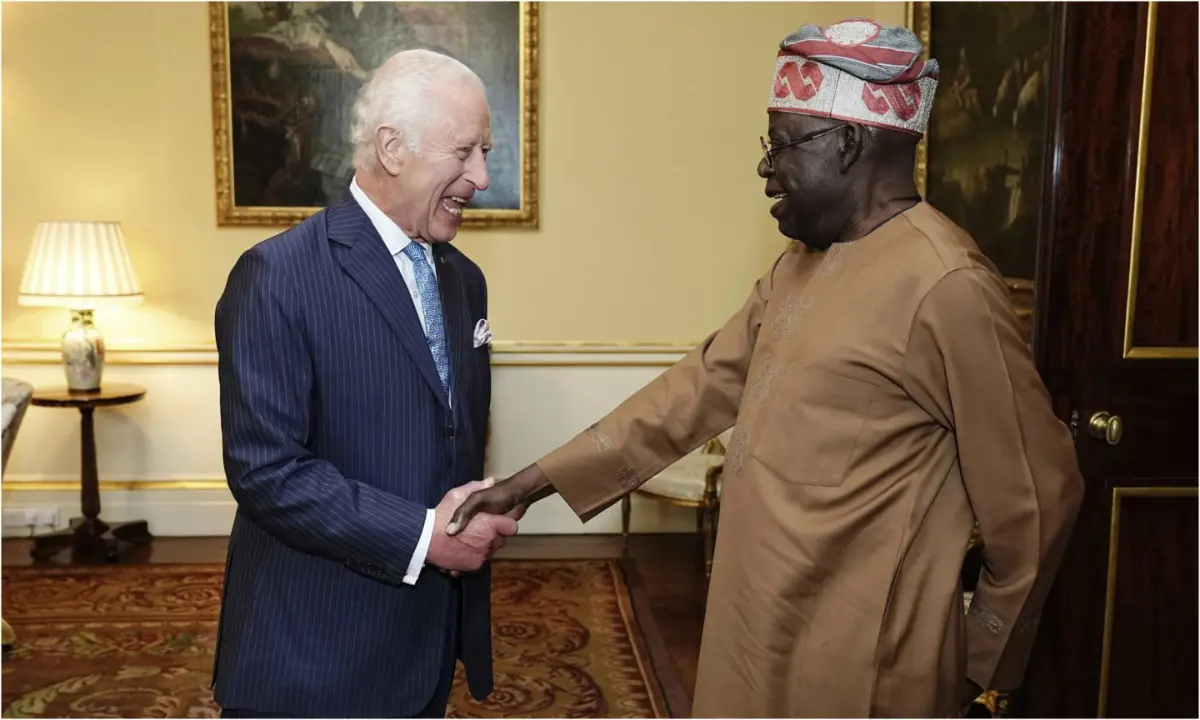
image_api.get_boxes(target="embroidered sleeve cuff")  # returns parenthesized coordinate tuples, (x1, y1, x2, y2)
(404, 509, 436, 585)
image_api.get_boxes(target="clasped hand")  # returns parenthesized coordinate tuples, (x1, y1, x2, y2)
(426, 478, 521, 574)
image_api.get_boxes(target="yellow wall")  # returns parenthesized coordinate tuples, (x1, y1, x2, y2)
(2, 1, 904, 347)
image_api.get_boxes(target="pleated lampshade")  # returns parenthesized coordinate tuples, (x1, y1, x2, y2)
(18, 221, 144, 308)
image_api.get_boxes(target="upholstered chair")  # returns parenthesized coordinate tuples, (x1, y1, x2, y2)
(621, 430, 732, 577)
(2, 377, 35, 651)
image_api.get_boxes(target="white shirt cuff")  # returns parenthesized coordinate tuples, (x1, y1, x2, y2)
(403, 509, 436, 585)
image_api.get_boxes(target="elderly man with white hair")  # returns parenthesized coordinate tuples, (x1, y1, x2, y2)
(212, 49, 515, 718)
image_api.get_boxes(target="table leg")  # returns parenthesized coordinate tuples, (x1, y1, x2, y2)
(30, 406, 153, 563)
(79, 406, 103, 532)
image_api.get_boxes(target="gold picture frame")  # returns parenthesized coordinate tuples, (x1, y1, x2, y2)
(208, 1, 539, 229)
(906, 1, 1052, 334)
(905, 2, 931, 199)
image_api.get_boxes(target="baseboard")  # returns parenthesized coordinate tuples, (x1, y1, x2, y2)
(0, 486, 232, 538)
(0, 486, 698, 538)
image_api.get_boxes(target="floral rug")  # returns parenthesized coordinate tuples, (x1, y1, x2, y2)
(1, 560, 675, 718)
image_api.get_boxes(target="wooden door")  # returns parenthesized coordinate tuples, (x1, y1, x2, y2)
(1018, 2, 1198, 717)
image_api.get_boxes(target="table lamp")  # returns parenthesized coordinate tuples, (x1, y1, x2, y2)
(17, 221, 144, 392)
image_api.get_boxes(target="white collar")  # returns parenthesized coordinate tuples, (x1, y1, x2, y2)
(348, 176, 433, 264)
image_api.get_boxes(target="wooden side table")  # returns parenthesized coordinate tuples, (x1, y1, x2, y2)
(29, 383, 153, 562)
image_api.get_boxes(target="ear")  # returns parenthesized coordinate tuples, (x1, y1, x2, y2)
(838, 124, 866, 174)
(374, 126, 406, 176)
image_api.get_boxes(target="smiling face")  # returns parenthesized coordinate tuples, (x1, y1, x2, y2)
(373, 78, 493, 244)
(758, 111, 858, 249)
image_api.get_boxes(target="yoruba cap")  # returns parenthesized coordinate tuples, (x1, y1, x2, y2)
(767, 18, 939, 135)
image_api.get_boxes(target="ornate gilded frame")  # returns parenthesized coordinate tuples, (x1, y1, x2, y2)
(208, 2, 540, 229)
(905, 1, 1036, 333)
(905, 3, 931, 198)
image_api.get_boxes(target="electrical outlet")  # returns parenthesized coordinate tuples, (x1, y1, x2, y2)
(30, 507, 60, 527)
(2, 507, 59, 529)
(2, 508, 37, 528)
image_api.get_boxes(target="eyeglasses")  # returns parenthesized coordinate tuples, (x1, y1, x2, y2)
(760, 124, 847, 171)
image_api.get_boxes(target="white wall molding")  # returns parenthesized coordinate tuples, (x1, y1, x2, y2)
(1, 347, 702, 537)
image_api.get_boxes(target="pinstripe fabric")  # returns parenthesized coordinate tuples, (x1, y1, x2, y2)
(212, 195, 494, 718)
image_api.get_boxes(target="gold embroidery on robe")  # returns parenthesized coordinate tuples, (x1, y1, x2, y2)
(969, 602, 1005, 635)
(725, 425, 748, 476)
(772, 292, 813, 340)
(751, 356, 779, 405)
(585, 423, 612, 453)
(820, 243, 851, 276)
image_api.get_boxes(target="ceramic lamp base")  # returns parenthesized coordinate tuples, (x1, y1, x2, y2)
(61, 309, 106, 391)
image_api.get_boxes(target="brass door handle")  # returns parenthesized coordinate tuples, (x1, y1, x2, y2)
(1087, 411, 1123, 445)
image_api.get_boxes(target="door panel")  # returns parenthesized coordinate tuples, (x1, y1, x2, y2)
(1127, 0, 1198, 353)
(1101, 490, 1198, 718)
(1021, 2, 1198, 718)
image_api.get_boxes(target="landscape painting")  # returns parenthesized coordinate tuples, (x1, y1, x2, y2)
(912, 2, 1053, 290)
(210, 1, 539, 228)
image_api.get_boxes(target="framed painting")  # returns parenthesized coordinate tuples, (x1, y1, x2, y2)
(907, 2, 1055, 329)
(209, 1, 539, 229)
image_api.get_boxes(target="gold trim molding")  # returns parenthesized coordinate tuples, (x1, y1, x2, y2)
(906, 2, 930, 198)
(3, 479, 230, 492)
(207, 2, 540, 229)
(1121, 3, 1196, 360)
(2, 341, 221, 366)
(1097, 485, 1198, 716)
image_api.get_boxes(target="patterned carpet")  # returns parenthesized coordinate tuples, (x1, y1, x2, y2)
(0, 560, 677, 718)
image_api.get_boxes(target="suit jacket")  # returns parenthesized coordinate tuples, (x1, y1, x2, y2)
(211, 195, 494, 717)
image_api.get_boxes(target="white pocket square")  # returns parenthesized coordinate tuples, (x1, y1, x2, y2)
(473, 319, 492, 348)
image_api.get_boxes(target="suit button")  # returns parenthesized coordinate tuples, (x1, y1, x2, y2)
(445, 425, 456, 439)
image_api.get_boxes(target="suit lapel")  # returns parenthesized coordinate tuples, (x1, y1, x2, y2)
(435, 246, 470, 415)
(327, 198, 449, 411)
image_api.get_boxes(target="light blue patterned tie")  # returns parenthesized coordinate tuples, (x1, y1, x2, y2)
(401, 243, 452, 399)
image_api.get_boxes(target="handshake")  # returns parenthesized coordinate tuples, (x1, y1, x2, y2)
(425, 477, 524, 575)
(426, 464, 551, 575)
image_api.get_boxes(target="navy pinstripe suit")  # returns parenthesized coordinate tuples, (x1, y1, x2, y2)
(212, 195, 494, 718)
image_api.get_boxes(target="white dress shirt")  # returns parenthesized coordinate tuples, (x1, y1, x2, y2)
(348, 177, 439, 585)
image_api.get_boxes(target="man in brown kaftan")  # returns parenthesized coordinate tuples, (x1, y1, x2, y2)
(448, 18, 1085, 718)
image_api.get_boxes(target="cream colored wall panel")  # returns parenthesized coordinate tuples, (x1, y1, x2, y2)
(0, 362, 224, 482)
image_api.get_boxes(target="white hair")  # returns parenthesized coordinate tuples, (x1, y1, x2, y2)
(349, 49, 486, 170)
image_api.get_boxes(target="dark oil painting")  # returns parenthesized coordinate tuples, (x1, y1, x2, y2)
(213, 2, 534, 227)
(924, 2, 1053, 281)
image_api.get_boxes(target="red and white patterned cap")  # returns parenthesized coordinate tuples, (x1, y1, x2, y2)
(767, 19, 940, 135)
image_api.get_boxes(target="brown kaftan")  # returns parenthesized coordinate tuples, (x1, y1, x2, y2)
(537, 203, 1084, 717)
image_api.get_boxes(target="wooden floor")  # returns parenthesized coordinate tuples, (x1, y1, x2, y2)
(2, 533, 711, 700)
